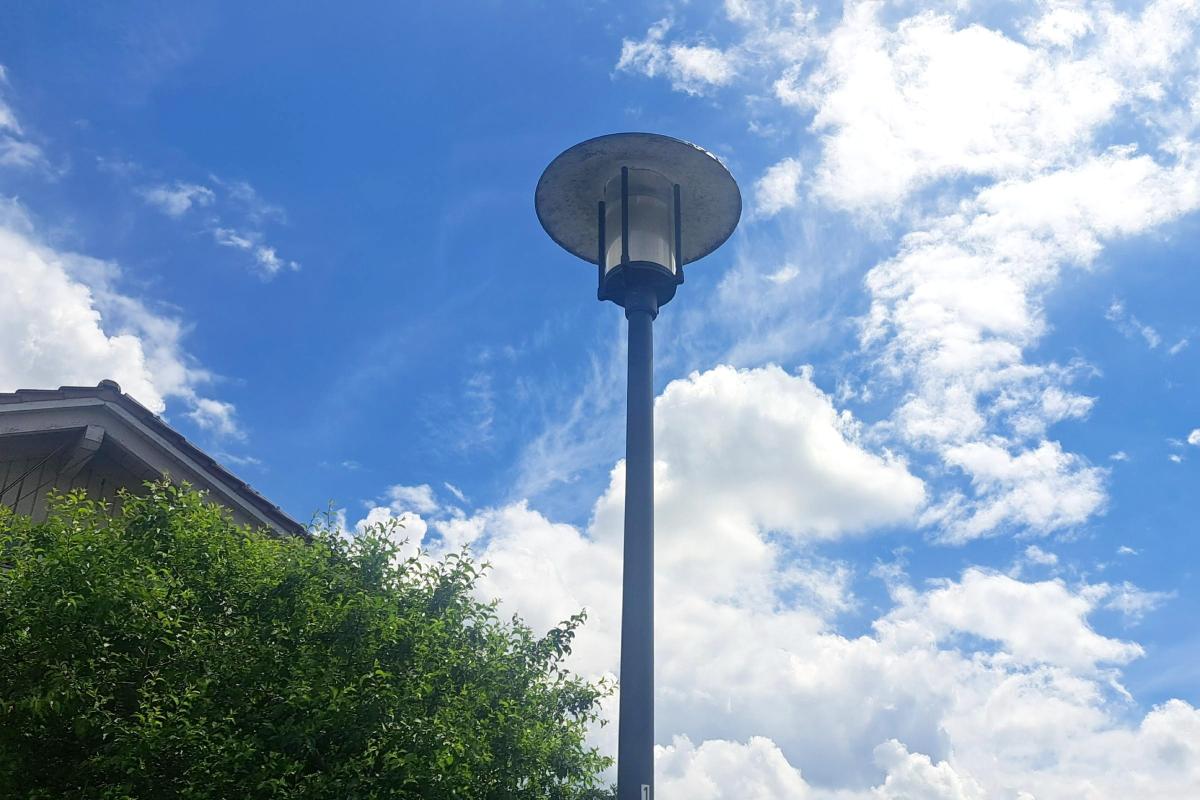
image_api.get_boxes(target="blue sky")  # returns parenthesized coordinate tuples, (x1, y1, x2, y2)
(3, 1, 1200, 796)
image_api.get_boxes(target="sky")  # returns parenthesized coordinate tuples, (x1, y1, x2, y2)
(2, 0, 1199, 796)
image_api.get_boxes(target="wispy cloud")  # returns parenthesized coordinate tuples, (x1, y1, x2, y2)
(753, 157, 803, 217)
(616, 19, 737, 96)
(212, 226, 299, 278)
(1106, 298, 1162, 349)
(0, 66, 46, 170)
(216, 451, 262, 468)
(139, 182, 215, 217)
(139, 175, 300, 279)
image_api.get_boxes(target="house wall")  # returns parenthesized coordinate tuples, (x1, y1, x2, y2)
(0, 397, 303, 536)
(0, 432, 153, 522)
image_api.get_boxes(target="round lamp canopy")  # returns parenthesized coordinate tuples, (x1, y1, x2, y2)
(535, 132, 741, 269)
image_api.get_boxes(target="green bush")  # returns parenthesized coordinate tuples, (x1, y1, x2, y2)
(0, 483, 612, 799)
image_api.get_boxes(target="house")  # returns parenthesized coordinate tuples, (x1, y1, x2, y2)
(0, 380, 305, 537)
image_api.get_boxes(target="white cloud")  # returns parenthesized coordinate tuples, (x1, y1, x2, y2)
(1023, 544, 1058, 566)
(870, 739, 986, 800)
(213, 226, 299, 278)
(384, 483, 439, 515)
(354, 505, 429, 561)
(1106, 298, 1162, 349)
(582, 1, 1200, 794)
(643, 365, 925, 544)
(0, 66, 46, 169)
(932, 441, 1106, 541)
(348, 483, 447, 560)
(861, 143, 1200, 539)
(140, 182, 215, 217)
(345, 354, 1193, 791)
(366, 369, 1198, 793)
(644, 0, 1200, 546)
(765, 264, 800, 284)
(668, 44, 737, 92)
(0, 198, 235, 434)
(1188, 428, 1200, 446)
(617, 20, 737, 96)
(185, 396, 243, 439)
(803, 1, 1199, 213)
(386, 486, 1199, 797)
(654, 736, 1014, 800)
(135, 172, 297, 280)
(0, 135, 44, 169)
(212, 176, 287, 224)
(0, 73, 228, 426)
(1104, 581, 1174, 622)
(780, 557, 857, 617)
(1023, 5, 1094, 48)
(753, 157, 803, 217)
(656, 736, 813, 799)
(886, 568, 1142, 671)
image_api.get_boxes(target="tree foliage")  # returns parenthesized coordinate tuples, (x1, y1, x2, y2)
(0, 483, 612, 799)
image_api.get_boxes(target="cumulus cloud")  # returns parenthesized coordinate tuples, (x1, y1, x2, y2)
(340, 367, 1198, 795)
(644, 365, 925, 542)
(383, 483, 440, 515)
(654, 736, 1000, 799)
(870, 740, 986, 800)
(352, 484, 1195, 797)
(656, 736, 812, 799)
(931, 440, 1106, 541)
(886, 568, 1143, 671)
(627, 1, 1200, 543)
(864, 145, 1198, 539)
(581, 2, 1200, 791)
(0, 199, 238, 436)
(802, 1, 1199, 213)
(346, 359, 1190, 793)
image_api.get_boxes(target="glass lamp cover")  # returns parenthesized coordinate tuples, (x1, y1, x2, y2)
(603, 168, 676, 274)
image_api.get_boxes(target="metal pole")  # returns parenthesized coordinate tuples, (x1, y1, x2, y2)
(617, 283, 657, 800)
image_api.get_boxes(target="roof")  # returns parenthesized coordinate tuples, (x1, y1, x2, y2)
(0, 380, 307, 538)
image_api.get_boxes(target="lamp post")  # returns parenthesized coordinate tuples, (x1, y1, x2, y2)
(535, 133, 741, 800)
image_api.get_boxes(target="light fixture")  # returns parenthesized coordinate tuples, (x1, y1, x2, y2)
(536, 132, 740, 800)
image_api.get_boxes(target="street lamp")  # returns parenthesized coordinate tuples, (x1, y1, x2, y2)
(535, 132, 741, 800)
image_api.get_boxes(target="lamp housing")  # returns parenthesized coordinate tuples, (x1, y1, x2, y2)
(535, 132, 741, 310)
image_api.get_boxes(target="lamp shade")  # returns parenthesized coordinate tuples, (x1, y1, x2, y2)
(535, 132, 741, 268)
